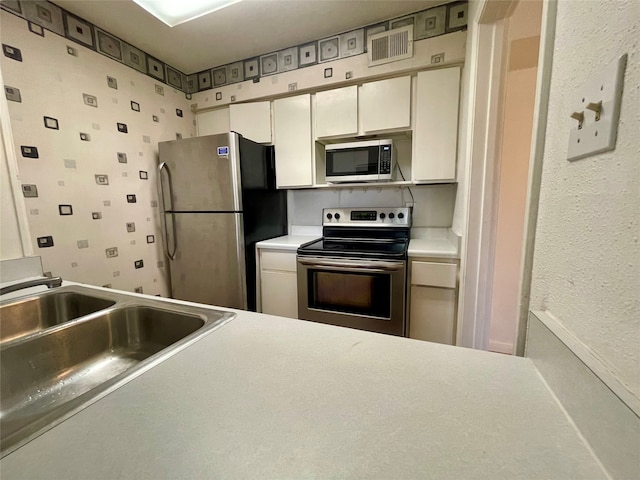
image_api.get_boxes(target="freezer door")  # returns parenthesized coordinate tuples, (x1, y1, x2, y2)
(158, 133, 242, 212)
(167, 212, 247, 309)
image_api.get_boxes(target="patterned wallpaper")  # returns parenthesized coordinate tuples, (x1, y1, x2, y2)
(0, 0, 468, 94)
(1, 11, 195, 296)
(0, 0, 192, 95)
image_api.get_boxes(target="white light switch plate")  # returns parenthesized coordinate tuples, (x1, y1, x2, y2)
(567, 54, 627, 161)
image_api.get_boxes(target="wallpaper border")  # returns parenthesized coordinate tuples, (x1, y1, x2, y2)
(1, 0, 468, 95)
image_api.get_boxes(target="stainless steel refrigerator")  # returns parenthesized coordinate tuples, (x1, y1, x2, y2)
(158, 132, 287, 310)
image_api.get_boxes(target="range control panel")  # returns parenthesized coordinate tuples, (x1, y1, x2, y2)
(323, 207, 411, 227)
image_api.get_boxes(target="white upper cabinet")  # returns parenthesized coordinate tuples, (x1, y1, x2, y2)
(412, 67, 460, 182)
(359, 76, 411, 133)
(273, 94, 313, 188)
(315, 86, 358, 139)
(197, 108, 230, 136)
(229, 101, 272, 144)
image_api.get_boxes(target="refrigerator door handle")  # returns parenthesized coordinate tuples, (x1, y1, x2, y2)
(159, 162, 178, 260)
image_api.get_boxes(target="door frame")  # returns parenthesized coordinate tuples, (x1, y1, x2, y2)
(0, 66, 33, 258)
(457, 0, 557, 353)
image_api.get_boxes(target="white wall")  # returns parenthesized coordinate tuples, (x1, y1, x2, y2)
(529, 0, 639, 398)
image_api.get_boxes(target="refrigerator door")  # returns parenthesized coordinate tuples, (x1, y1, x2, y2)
(167, 212, 247, 309)
(158, 133, 242, 212)
(238, 136, 270, 190)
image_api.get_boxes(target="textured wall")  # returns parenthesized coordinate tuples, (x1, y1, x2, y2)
(1, 12, 195, 295)
(529, 0, 639, 397)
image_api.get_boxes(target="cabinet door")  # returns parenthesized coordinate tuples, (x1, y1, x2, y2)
(315, 86, 358, 138)
(409, 286, 456, 345)
(197, 108, 229, 136)
(359, 76, 411, 133)
(273, 94, 313, 188)
(229, 101, 272, 143)
(261, 270, 298, 319)
(412, 67, 460, 182)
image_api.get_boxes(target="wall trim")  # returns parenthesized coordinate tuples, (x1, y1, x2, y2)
(529, 310, 640, 415)
(488, 339, 513, 354)
(0, 65, 32, 257)
(526, 310, 640, 480)
(457, 0, 511, 349)
(514, 0, 558, 356)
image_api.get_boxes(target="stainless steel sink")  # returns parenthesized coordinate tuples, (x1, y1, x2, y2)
(0, 285, 235, 456)
(0, 291, 115, 343)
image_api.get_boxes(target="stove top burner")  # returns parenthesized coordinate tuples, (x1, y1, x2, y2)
(298, 237, 409, 260)
(298, 207, 411, 260)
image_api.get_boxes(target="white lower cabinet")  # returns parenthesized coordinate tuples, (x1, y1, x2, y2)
(258, 249, 298, 319)
(408, 259, 458, 345)
(261, 271, 298, 318)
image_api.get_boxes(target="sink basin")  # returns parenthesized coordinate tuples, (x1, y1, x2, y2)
(0, 291, 115, 343)
(0, 285, 235, 456)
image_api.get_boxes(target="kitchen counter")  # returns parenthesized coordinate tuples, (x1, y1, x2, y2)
(0, 288, 606, 479)
(408, 227, 460, 258)
(256, 234, 320, 251)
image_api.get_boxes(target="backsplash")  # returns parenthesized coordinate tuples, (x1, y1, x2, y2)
(1, 11, 195, 295)
(289, 185, 455, 228)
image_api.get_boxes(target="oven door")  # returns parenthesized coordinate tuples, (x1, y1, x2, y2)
(297, 256, 406, 336)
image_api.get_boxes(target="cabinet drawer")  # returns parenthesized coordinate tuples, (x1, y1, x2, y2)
(260, 250, 297, 272)
(411, 261, 457, 288)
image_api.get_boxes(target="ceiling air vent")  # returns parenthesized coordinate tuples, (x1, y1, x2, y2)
(367, 25, 413, 67)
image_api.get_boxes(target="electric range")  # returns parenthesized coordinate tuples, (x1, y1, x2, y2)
(297, 207, 411, 336)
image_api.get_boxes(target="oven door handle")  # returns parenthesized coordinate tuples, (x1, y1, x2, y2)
(297, 257, 405, 273)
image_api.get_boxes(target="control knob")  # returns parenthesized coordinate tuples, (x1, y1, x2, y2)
(379, 213, 386, 219)
(335, 213, 341, 220)
(326, 213, 333, 220)
(389, 213, 395, 219)
(398, 212, 405, 219)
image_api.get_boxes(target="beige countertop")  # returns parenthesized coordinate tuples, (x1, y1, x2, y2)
(256, 228, 461, 258)
(255, 234, 320, 252)
(408, 227, 460, 258)
(0, 285, 606, 479)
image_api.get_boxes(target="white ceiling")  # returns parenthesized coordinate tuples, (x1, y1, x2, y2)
(52, 0, 445, 74)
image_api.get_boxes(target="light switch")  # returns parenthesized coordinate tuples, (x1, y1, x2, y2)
(567, 54, 627, 161)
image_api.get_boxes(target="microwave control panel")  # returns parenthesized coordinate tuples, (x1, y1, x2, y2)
(379, 145, 392, 174)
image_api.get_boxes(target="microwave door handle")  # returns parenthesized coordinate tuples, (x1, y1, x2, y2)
(297, 258, 404, 272)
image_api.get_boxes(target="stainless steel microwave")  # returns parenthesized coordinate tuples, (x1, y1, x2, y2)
(325, 139, 394, 183)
